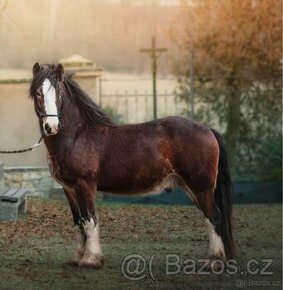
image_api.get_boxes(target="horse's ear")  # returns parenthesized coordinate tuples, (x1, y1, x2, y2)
(56, 63, 64, 81)
(33, 63, 40, 77)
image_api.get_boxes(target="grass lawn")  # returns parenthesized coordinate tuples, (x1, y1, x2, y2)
(0, 197, 281, 290)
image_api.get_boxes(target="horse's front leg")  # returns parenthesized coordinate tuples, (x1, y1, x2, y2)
(75, 179, 103, 268)
(63, 189, 86, 266)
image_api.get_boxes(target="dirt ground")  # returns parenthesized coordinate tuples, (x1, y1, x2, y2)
(0, 197, 281, 290)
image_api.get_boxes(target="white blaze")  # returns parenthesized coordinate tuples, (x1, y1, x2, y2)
(42, 78, 59, 132)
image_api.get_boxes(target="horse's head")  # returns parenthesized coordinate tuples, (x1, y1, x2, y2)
(30, 63, 64, 136)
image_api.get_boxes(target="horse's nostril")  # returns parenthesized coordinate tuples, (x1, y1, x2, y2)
(57, 122, 61, 130)
(45, 123, 52, 134)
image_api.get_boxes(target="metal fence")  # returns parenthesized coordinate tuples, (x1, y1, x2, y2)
(98, 77, 187, 123)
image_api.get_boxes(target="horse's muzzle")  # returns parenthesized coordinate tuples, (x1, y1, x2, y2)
(44, 121, 60, 136)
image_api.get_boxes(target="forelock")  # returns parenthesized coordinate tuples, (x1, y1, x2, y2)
(30, 65, 58, 98)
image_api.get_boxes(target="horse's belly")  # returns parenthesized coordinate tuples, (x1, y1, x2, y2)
(98, 153, 176, 194)
(97, 173, 180, 196)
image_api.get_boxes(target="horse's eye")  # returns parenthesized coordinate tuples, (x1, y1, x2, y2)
(36, 91, 42, 99)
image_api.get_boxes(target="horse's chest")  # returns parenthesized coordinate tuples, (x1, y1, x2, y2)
(47, 155, 72, 191)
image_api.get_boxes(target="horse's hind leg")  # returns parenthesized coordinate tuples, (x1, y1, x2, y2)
(74, 180, 103, 268)
(197, 192, 226, 260)
(183, 185, 226, 261)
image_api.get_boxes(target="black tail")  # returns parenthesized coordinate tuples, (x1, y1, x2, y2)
(211, 129, 235, 259)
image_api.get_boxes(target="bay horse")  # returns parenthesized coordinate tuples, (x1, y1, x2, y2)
(30, 63, 234, 268)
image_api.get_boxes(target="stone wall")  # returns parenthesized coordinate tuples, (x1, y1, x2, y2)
(0, 162, 4, 191)
(4, 167, 53, 197)
(2, 165, 104, 201)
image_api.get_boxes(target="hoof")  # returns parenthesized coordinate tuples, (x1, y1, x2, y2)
(207, 257, 226, 272)
(79, 255, 104, 269)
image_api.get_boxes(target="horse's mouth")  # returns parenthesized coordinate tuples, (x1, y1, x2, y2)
(43, 130, 58, 137)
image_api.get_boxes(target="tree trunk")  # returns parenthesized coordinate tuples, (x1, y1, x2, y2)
(225, 79, 241, 176)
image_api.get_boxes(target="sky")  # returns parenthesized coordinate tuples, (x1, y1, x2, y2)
(0, 0, 180, 72)
(91, 0, 180, 5)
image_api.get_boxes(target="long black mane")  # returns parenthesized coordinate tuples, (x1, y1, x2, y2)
(30, 64, 117, 128)
(63, 75, 117, 127)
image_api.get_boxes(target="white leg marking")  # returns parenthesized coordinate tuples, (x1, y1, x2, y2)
(79, 218, 103, 267)
(72, 232, 85, 263)
(205, 218, 226, 260)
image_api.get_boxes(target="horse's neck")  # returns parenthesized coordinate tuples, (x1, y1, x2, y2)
(43, 99, 82, 154)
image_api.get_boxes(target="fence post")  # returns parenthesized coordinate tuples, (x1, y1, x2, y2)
(135, 90, 138, 123)
(165, 90, 168, 116)
(99, 77, 102, 107)
(116, 91, 119, 112)
(145, 91, 148, 121)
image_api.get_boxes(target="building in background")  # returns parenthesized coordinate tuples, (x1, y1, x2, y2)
(59, 55, 103, 102)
